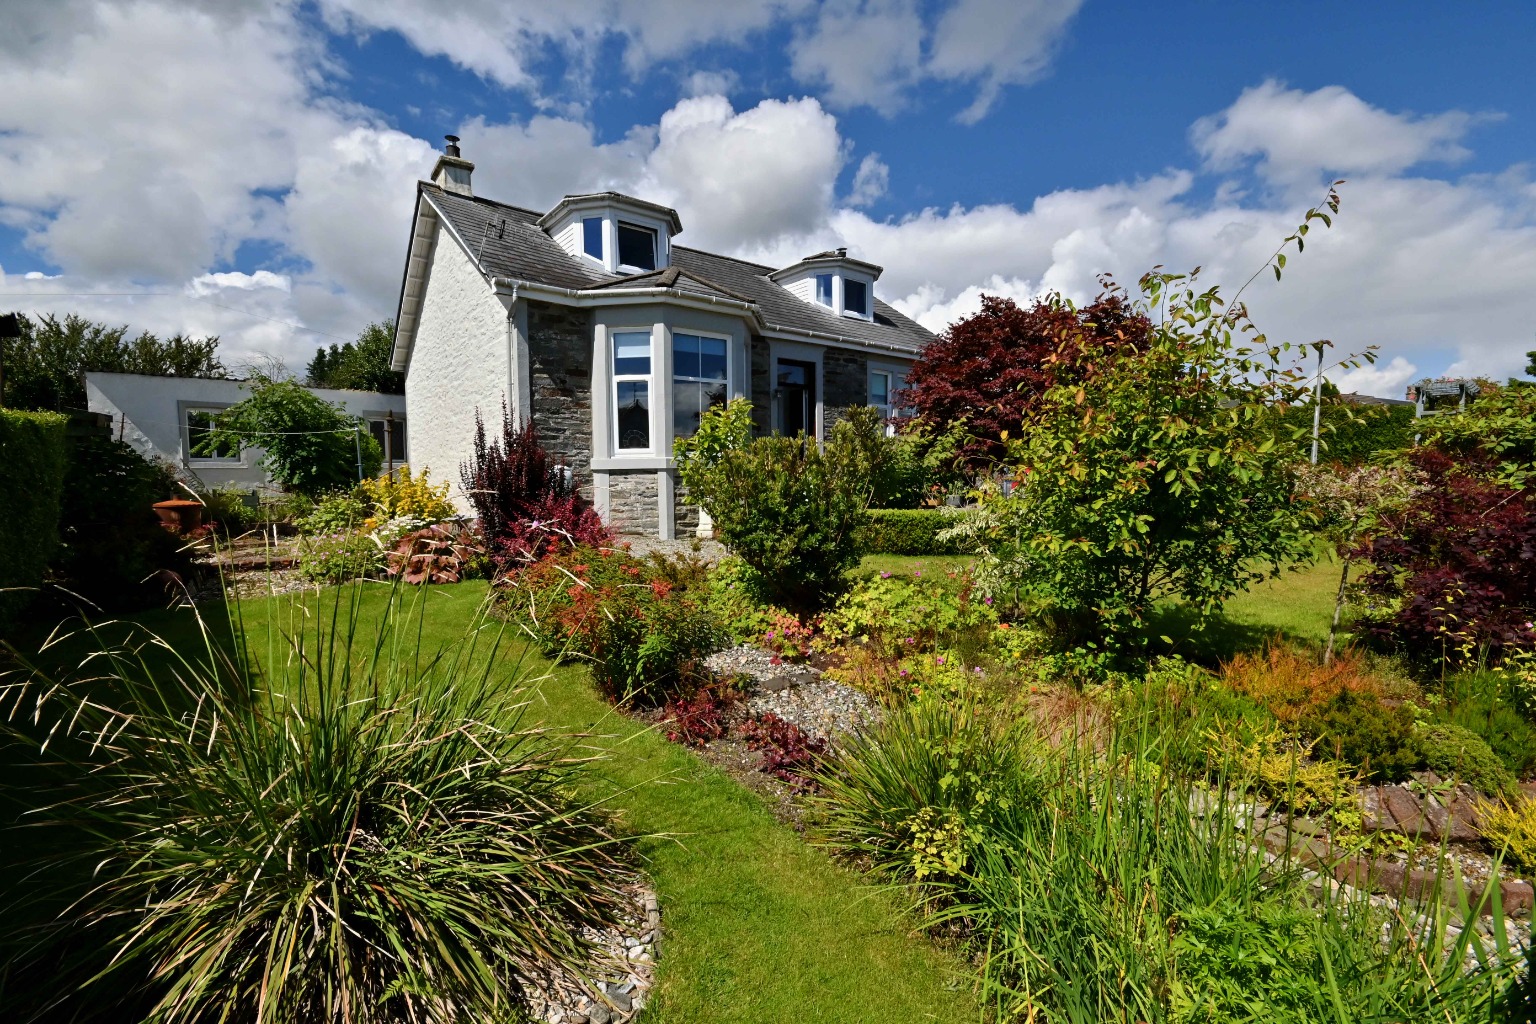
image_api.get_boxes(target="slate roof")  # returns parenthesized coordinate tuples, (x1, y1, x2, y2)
(418, 182, 933, 354)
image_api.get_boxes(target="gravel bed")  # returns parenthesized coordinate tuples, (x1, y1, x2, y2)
(524, 879, 660, 1024)
(705, 644, 879, 740)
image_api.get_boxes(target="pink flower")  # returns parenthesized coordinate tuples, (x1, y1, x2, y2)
(936, 656, 945, 665)
(899, 669, 909, 677)
(880, 571, 892, 579)
(765, 631, 776, 639)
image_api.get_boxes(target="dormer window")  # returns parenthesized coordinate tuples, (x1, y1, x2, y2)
(770, 249, 883, 323)
(843, 279, 868, 317)
(582, 217, 603, 261)
(540, 193, 680, 274)
(617, 222, 658, 271)
(815, 274, 834, 307)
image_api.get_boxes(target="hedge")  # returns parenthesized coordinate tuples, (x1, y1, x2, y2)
(859, 507, 971, 555)
(0, 408, 68, 625)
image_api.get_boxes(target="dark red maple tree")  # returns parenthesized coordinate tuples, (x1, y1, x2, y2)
(902, 290, 1152, 469)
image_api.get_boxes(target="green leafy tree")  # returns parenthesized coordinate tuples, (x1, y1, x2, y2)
(209, 375, 381, 496)
(305, 320, 404, 394)
(0, 312, 224, 411)
(962, 188, 1359, 645)
(675, 398, 871, 609)
(1417, 381, 1536, 488)
(1294, 461, 1421, 663)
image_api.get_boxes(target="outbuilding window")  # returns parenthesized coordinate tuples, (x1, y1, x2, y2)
(185, 407, 239, 462)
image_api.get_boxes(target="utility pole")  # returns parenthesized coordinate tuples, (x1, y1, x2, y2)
(0, 313, 20, 409)
(1309, 340, 1327, 466)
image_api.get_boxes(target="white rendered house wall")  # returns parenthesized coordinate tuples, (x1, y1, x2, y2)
(403, 223, 513, 511)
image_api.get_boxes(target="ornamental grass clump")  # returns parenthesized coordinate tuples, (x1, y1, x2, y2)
(0, 584, 633, 1024)
(818, 707, 1528, 1023)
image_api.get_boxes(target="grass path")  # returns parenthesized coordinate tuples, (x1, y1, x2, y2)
(230, 583, 978, 1024)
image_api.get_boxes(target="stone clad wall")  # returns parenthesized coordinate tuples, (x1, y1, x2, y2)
(607, 471, 659, 535)
(749, 336, 773, 436)
(527, 300, 595, 494)
(822, 347, 868, 429)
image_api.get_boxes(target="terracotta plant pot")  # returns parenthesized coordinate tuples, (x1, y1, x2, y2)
(152, 499, 205, 534)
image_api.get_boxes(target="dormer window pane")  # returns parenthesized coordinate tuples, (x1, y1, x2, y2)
(617, 222, 657, 270)
(582, 217, 603, 260)
(815, 273, 833, 306)
(844, 279, 869, 315)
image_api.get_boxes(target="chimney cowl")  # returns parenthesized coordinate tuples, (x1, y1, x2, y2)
(444, 134, 461, 157)
(836, 246, 847, 257)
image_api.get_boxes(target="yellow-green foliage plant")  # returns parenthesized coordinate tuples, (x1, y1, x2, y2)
(1207, 725, 1356, 815)
(1477, 796, 1536, 870)
(361, 465, 456, 523)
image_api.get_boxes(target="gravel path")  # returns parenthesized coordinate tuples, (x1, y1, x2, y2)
(524, 879, 660, 1024)
(706, 644, 879, 741)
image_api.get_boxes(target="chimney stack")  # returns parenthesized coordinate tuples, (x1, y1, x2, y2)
(431, 134, 474, 197)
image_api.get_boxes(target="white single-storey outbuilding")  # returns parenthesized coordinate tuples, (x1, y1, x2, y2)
(86, 371, 407, 492)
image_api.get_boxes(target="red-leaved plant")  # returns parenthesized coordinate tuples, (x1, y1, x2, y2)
(460, 404, 610, 578)
(386, 523, 484, 585)
(1357, 448, 1536, 662)
(662, 686, 737, 748)
(901, 288, 1151, 470)
(738, 713, 828, 791)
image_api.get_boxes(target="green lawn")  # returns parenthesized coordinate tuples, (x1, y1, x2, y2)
(861, 550, 1344, 660)
(224, 584, 977, 1024)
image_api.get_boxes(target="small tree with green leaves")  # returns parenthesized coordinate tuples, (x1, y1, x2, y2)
(1294, 461, 1422, 663)
(209, 375, 380, 496)
(965, 186, 1366, 646)
(675, 398, 872, 609)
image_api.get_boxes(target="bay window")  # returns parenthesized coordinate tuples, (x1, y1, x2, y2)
(869, 367, 908, 435)
(612, 331, 652, 451)
(673, 332, 728, 438)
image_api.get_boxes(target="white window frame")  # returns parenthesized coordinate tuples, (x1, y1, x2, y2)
(611, 328, 655, 455)
(183, 404, 241, 465)
(367, 416, 408, 466)
(671, 329, 732, 441)
(616, 221, 659, 274)
(868, 361, 911, 436)
(842, 277, 870, 318)
(581, 216, 604, 263)
(814, 273, 834, 307)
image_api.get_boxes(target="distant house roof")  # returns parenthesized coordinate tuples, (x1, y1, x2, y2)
(400, 183, 934, 365)
(1339, 391, 1414, 408)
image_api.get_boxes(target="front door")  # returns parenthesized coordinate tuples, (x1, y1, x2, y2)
(776, 359, 815, 437)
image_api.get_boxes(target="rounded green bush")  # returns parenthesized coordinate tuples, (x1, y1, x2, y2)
(1415, 721, 1514, 795)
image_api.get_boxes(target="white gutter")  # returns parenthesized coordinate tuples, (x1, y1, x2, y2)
(492, 276, 920, 358)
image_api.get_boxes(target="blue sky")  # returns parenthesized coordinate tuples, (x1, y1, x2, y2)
(2, 0, 1534, 393)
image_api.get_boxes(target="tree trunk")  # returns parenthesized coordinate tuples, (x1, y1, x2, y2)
(1324, 553, 1352, 665)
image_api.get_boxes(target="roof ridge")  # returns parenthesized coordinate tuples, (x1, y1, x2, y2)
(419, 181, 544, 219)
